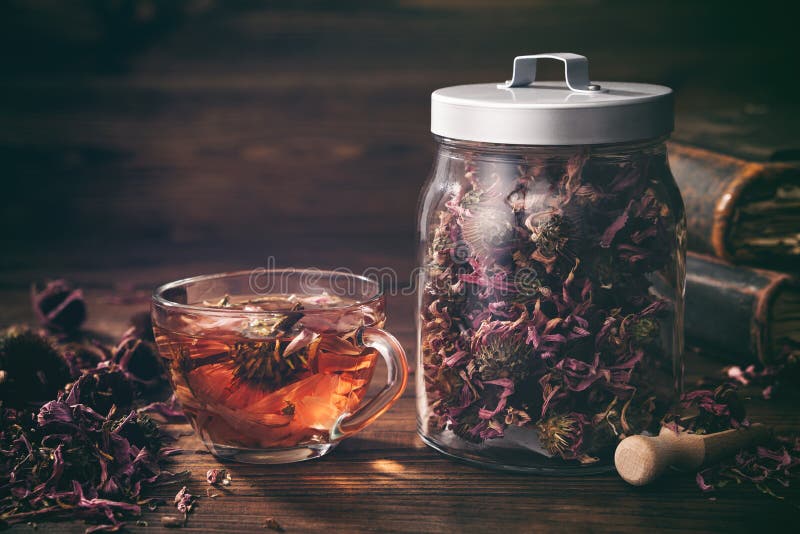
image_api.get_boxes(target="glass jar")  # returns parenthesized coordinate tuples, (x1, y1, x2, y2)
(416, 53, 686, 473)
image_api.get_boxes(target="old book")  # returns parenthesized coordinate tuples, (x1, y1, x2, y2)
(668, 108, 800, 269)
(685, 252, 800, 364)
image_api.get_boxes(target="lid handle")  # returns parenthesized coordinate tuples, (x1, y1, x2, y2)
(500, 53, 605, 93)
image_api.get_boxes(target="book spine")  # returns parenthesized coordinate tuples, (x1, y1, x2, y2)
(669, 142, 800, 268)
(668, 142, 764, 261)
(685, 252, 792, 364)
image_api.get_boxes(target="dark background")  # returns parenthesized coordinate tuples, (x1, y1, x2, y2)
(1, 0, 796, 279)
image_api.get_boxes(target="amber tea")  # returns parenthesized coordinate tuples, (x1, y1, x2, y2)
(152, 270, 407, 463)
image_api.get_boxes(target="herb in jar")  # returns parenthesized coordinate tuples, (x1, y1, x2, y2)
(420, 149, 679, 464)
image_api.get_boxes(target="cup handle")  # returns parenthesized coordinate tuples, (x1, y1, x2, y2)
(331, 325, 409, 440)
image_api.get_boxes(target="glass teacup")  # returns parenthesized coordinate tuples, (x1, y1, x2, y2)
(151, 269, 408, 464)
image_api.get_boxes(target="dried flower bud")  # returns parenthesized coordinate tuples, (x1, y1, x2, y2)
(504, 406, 532, 427)
(524, 212, 573, 275)
(1, 351, 186, 532)
(536, 412, 593, 462)
(471, 321, 532, 382)
(113, 411, 163, 452)
(473, 335, 531, 381)
(31, 280, 86, 334)
(113, 335, 163, 387)
(61, 339, 110, 377)
(62, 365, 135, 415)
(232, 336, 312, 387)
(0, 330, 71, 405)
(624, 316, 659, 347)
(127, 311, 155, 342)
(528, 213, 569, 258)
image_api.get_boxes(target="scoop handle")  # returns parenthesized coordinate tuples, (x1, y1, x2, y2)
(614, 424, 771, 486)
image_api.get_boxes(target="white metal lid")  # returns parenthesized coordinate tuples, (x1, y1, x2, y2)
(431, 53, 673, 145)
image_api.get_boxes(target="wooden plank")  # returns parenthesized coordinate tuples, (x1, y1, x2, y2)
(3, 283, 800, 532)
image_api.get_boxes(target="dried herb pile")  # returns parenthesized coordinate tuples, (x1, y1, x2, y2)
(666, 377, 800, 501)
(421, 149, 680, 463)
(1, 280, 187, 532)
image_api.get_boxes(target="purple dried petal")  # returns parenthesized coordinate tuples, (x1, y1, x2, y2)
(476, 378, 515, 420)
(283, 329, 318, 357)
(174, 486, 196, 513)
(139, 394, 185, 421)
(443, 350, 469, 367)
(609, 167, 641, 193)
(599, 200, 633, 248)
(696, 470, 714, 492)
(206, 468, 231, 486)
(726, 365, 751, 385)
(1, 351, 186, 530)
(37, 400, 75, 428)
(85, 523, 129, 533)
(756, 446, 793, 468)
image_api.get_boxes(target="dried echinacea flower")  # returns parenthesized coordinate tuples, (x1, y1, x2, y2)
(112, 333, 163, 388)
(60, 339, 110, 377)
(536, 412, 596, 463)
(232, 338, 312, 387)
(31, 279, 87, 335)
(472, 328, 532, 381)
(62, 364, 136, 415)
(1, 387, 186, 531)
(0, 329, 72, 405)
(524, 211, 573, 273)
(0, 291, 191, 532)
(419, 147, 680, 467)
(622, 315, 659, 348)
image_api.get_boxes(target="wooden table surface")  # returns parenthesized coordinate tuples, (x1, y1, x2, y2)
(2, 274, 799, 533)
(1, 1, 798, 532)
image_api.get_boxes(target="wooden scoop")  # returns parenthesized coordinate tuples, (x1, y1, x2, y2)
(614, 424, 772, 486)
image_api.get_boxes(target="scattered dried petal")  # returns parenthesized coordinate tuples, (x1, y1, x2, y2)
(264, 517, 286, 532)
(206, 468, 231, 486)
(174, 486, 196, 514)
